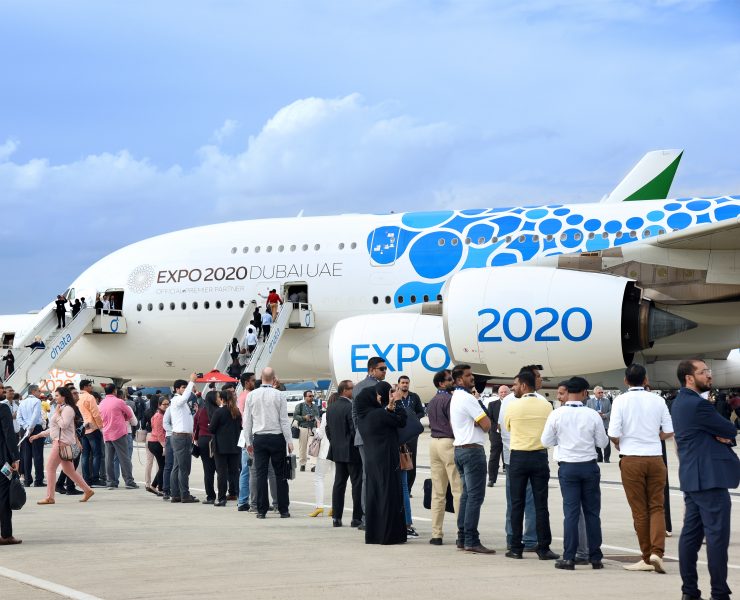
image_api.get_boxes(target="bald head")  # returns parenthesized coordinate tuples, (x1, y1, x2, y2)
(261, 367, 275, 384)
(497, 385, 511, 398)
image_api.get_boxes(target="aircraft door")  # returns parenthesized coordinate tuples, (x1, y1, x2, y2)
(369, 226, 400, 266)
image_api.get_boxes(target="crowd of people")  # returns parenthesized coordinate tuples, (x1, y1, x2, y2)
(0, 357, 738, 600)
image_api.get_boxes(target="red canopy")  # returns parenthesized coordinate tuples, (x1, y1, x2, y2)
(195, 370, 237, 383)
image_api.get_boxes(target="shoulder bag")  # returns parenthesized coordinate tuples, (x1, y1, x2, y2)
(9, 472, 26, 510)
(58, 437, 82, 461)
(399, 444, 413, 470)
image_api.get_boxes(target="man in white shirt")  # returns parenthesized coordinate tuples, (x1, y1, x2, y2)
(244, 367, 293, 518)
(542, 377, 608, 571)
(169, 373, 198, 503)
(608, 363, 674, 574)
(449, 364, 494, 554)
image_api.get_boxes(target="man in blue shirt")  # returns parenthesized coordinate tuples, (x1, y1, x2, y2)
(17, 385, 45, 487)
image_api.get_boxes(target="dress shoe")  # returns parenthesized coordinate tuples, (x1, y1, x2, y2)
(226, 495, 237, 501)
(308, 507, 324, 517)
(170, 497, 182, 503)
(125, 483, 139, 489)
(37, 498, 55, 505)
(574, 558, 590, 565)
(181, 495, 199, 503)
(80, 489, 95, 503)
(554, 559, 575, 570)
(202, 498, 214, 505)
(523, 545, 539, 552)
(465, 544, 496, 554)
(649, 553, 666, 574)
(591, 561, 604, 570)
(237, 504, 250, 512)
(55, 485, 67, 495)
(623, 559, 654, 571)
(300, 465, 306, 472)
(537, 549, 560, 560)
(256, 513, 266, 519)
(333, 519, 343, 527)
(456, 539, 465, 550)
(280, 512, 291, 518)
(214, 499, 227, 507)
(66, 488, 83, 496)
(350, 520, 362, 528)
(505, 550, 523, 559)
(680, 594, 704, 600)
(0, 536, 22, 545)
(429, 538, 443, 546)
(487, 481, 494, 487)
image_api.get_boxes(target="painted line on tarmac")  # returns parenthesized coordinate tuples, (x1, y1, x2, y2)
(0, 566, 104, 600)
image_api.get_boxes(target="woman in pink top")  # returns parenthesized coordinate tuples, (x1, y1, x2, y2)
(147, 397, 169, 495)
(30, 387, 94, 504)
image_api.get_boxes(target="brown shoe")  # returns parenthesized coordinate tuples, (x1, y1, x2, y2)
(0, 537, 22, 545)
(465, 544, 496, 554)
(80, 489, 95, 503)
(37, 498, 55, 505)
(226, 495, 237, 501)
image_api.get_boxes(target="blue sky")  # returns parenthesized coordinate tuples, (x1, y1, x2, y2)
(1, 0, 739, 312)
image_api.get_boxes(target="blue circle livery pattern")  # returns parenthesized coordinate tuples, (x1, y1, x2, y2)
(366, 196, 740, 308)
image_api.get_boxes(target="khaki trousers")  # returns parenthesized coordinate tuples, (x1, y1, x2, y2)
(620, 455, 667, 560)
(298, 427, 313, 466)
(429, 437, 462, 539)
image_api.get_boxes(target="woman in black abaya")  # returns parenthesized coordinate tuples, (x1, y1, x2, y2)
(356, 381, 407, 545)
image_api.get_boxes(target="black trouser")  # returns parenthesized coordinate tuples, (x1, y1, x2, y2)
(596, 432, 611, 462)
(21, 425, 44, 484)
(56, 311, 66, 328)
(148, 441, 165, 489)
(253, 433, 289, 515)
(214, 452, 240, 501)
(56, 454, 81, 491)
(332, 461, 363, 522)
(407, 436, 419, 493)
(198, 436, 216, 500)
(509, 449, 552, 553)
(0, 475, 12, 538)
(262, 325, 271, 340)
(488, 432, 503, 483)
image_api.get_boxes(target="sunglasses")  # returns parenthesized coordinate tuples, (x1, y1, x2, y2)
(376, 366, 388, 371)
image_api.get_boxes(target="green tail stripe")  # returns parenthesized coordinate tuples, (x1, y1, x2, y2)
(625, 152, 683, 201)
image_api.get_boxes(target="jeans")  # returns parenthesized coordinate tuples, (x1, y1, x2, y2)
(508, 449, 551, 553)
(558, 461, 603, 561)
(112, 433, 134, 482)
(400, 470, 412, 526)
(163, 437, 173, 495)
(81, 429, 104, 484)
(170, 434, 193, 498)
(105, 435, 136, 487)
(454, 445, 487, 548)
(238, 448, 251, 507)
(505, 464, 537, 547)
(253, 433, 289, 515)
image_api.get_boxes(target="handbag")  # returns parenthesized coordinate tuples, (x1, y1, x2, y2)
(308, 435, 321, 458)
(191, 443, 201, 458)
(291, 420, 300, 439)
(285, 454, 297, 480)
(135, 429, 147, 443)
(422, 478, 455, 513)
(58, 438, 82, 461)
(398, 407, 424, 444)
(399, 443, 413, 470)
(9, 472, 26, 510)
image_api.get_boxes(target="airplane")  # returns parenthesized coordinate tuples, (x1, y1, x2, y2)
(2, 149, 740, 399)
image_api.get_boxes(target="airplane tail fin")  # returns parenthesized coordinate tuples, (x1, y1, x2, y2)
(601, 149, 683, 203)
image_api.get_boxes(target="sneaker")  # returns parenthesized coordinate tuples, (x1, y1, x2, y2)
(66, 489, 83, 496)
(406, 526, 419, 538)
(125, 483, 139, 489)
(55, 485, 67, 495)
(649, 553, 665, 574)
(237, 504, 250, 512)
(623, 560, 654, 572)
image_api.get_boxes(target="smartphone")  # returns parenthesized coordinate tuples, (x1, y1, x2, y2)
(1, 462, 11, 480)
(196, 373, 204, 378)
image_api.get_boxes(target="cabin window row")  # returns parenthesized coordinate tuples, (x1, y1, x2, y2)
(136, 300, 248, 312)
(437, 228, 669, 247)
(371, 294, 443, 305)
(229, 242, 358, 255)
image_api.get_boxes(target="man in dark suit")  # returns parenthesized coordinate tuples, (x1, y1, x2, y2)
(326, 379, 363, 528)
(672, 359, 740, 600)
(0, 400, 21, 544)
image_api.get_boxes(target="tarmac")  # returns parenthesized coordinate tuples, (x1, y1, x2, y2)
(0, 436, 737, 600)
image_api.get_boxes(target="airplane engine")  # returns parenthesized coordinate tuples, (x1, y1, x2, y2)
(443, 267, 697, 377)
(329, 314, 450, 398)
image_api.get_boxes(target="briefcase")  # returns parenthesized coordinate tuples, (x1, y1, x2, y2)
(285, 454, 297, 480)
(422, 478, 454, 513)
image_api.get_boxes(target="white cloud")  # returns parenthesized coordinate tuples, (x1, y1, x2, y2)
(212, 119, 238, 144)
(0, 138, 18, 162)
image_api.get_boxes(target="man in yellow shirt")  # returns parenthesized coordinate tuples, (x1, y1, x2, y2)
(504, 370, 557, 561)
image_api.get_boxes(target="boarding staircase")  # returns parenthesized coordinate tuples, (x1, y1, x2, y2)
(244, 302, 315, 378)
(212, 300, 258, 376)
(5, 307, 98, 395)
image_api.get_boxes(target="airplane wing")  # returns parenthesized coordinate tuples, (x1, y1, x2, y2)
(601, 149, 683, 203)
(647, 214, 740, 250)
